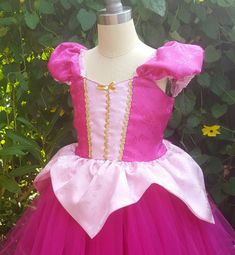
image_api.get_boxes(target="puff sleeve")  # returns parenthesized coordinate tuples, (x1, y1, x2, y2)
(136, 41, 204, 97)
(47, 42, 87, 85)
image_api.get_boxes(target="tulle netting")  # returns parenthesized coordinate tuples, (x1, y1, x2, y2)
(1, 178, 235, 255)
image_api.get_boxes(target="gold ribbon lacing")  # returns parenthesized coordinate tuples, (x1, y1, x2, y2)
(96, 81, 116, 91)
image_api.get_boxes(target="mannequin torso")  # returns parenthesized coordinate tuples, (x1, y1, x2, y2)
(82, 19, 167, 91)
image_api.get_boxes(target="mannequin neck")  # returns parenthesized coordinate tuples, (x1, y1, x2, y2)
(97, 19, 141, 58)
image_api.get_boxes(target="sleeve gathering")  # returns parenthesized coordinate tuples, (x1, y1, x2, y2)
(136, 40, 204, 97)
(47, 42, 87, 85)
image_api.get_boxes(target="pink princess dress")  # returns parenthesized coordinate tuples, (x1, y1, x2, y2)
(1, 41, 235, 255)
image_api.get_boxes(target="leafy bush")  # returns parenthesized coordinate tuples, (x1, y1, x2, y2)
(0, 0, 235, 238)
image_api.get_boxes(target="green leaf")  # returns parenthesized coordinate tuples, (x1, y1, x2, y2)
(60, 0, 71, 10)
(38, 0, 55, 14)
(201, 15, 219, 39)
(168, 108, 182, 128)
(186, 115, 201, 128)
(24, 11, 40, 30)
(197, 73, 210, 88)
(141, 0, 166, 17)
(167, 12, 180, 32)
(5, 131, 41, 161)
(138, 5, 153, 21)
(75, 0, 84, 4)
(210, 186, 227, 204)
(39, 33, 55, 46)
(10, 165, 39, 177)
(77, 8, 96, 31)
(210, 74, 229, 96)
(203, 157, 223, 175)
(190, 147, 209, 166)
(217, 126, 234, 141)
(225, 143, 235, 156)
(222, 177, 235, 196)
(0, 1, 12, 11)
(217, 0, 235, 7)
(0, 17, 17, 26)
(175, 91, 196, 116)
(211, 103, 228, 118)
(6, 130, 39, 149)
(0, 26, 8, 37)
(0, 145, 29, 157)
(17, 117, 38, 132)
(225, 49, 235, 64)
(178, 5, 192, 24)
(221, 90, 235, 105)
(0, 175, 20, 193)
(0, 69, 3, 80)
(68, 13, 80, 30)
(205, 45, 221, 63)
(142, 23, 165, 47)
(85, 0, 103, 11)
(193, 4, 207, 21)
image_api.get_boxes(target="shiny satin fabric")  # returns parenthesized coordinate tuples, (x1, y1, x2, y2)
(36, 40, 215, 238)
(47, 40, 203, 161)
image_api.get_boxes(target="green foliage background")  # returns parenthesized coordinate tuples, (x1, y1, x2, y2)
(0, 0, 235, 238)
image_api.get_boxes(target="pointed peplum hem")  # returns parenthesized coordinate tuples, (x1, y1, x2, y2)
(33, 139, 215, 238)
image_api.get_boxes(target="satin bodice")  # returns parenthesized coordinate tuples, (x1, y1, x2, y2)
(71, 75, 174, 162)
(47, 40, 204, 162)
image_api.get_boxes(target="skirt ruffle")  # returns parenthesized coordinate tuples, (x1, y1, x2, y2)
(1, 178, 235, 255)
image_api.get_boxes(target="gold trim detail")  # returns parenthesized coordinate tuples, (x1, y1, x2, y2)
(96, 81, 116, 91)
(83, 78, 92, 158)
(118, 79, 133, 160)
(103, 88, 111, 160)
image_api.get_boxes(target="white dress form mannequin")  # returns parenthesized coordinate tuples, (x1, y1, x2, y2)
(82, 19, 167, 92)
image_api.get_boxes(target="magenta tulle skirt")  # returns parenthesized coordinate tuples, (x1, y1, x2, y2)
(1, 179, 235, 255)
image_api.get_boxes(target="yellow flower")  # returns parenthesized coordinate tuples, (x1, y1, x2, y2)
(59, 108, 65, 116)
(19, 180, 28, 187)
(50, 106, 64, 116)
(50, 106, 57, 112)
(201, 125, 221, 137)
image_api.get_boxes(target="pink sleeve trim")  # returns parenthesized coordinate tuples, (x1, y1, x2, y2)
(47, 42, 87, 85)
(137, 41, 204, 97)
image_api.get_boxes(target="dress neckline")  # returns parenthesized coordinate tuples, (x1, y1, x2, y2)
(76, 44, 175, 101)
(77, 47, 157, 86)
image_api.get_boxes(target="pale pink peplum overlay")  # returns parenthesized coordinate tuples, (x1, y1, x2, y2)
(33, 41, 216, 238)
